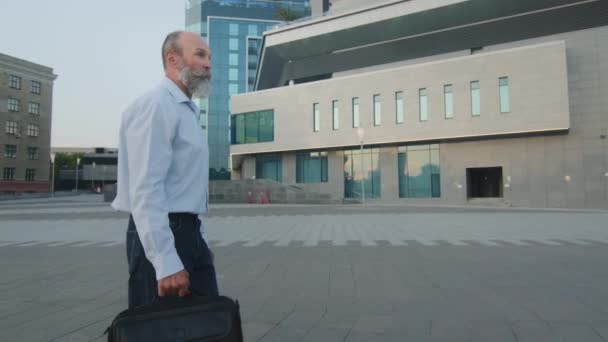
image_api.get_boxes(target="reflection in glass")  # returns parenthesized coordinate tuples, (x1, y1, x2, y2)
(297, 151, 328, 183)
(344, 148, 381, 198)
(398, 144, 440, 198)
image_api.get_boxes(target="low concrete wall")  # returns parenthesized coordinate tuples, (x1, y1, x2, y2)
(102, 180, 338, 204)
(209, 179, 338, 204)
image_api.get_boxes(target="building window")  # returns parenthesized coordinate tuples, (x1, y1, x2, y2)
(395, 91, 404, 124)
(229, 53, 239, 66)
(3, 168, 16, 181)
(332, 100, 339, 130)
(248, 24, 259, 36)
(296, 151, 328, 183)
(228, 83, 238, 95)
(398, 144, 441, 198)
(344, 148, 381, 199)
(471, 81, 481, 116)
(25, 169, 36, 181)
(499, 77, 510, 113)
(229, 68, 239, 81)
(4, 145, 17, 158)
(9, 75, 21, 89)
(352, 97, 359, 128)
(31, 81, 41, 94)
(27, 124, 39, 137)
(444, 85, 454, 119)
(229, 23, 239, 36)
(27, 147, 38, 160)
(5, 121, 18, 135)
(373, 95, 381, 126)
(230, 110, 274, 144)
(255, 154, 282, 182)
(8, 98, 20, 112)
(229, 38, 239, 51)
(419, 88, 428, 121)
(313, 103, 320, 132)
(28, 102, 40, 115)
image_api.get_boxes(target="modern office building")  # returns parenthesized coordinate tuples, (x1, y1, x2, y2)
(0, 53, 57, 194)
(230, 0, 608, 209)
(185, 0, 311, 179)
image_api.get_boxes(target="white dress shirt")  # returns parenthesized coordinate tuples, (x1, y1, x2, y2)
(112, 77, 209, 280)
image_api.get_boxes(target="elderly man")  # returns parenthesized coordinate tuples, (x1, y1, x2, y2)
(112, 31, 218, 308)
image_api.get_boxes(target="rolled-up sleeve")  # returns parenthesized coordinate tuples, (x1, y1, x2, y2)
(126, 101, 183, 280)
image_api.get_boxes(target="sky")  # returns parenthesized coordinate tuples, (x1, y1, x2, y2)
(0, 0, 185, 148)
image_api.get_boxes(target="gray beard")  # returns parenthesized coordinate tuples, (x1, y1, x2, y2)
(178, 66, 211, 99)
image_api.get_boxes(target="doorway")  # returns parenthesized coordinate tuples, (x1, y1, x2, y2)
(466, 167, 503, 198)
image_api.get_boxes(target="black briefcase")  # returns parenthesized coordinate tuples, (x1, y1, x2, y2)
(107, 295, 243, 342)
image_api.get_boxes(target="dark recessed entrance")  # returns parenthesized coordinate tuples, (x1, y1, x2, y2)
(466, 167, 503, 198)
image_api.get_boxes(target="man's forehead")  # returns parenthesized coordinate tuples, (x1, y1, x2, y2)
(181, 33, 208, 48)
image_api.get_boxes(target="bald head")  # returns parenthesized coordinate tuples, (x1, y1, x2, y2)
(161, 31, 210, 70)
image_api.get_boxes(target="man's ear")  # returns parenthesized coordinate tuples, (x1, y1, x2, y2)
(167, 50, 178, 68)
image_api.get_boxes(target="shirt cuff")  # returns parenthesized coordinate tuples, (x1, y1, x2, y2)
(153, 251, 184, 280)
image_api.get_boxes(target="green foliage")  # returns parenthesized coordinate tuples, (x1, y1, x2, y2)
(275, 7, 302, 22)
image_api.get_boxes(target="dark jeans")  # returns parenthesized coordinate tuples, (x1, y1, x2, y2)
(126, 213, 219, 309)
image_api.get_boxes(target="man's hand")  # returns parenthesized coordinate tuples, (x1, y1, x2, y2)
(158, 269, 190, 298)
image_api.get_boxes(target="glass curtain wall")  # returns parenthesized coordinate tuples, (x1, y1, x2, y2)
(398, 144, 441, 198)
(344, 148, 381, 199)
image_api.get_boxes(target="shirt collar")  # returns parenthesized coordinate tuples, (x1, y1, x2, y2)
(162, 77, 192, 105)
(162, 77, 199, 114)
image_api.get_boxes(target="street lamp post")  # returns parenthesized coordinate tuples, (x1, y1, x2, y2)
(357, 128, 365, 205)
(102, 165, 106, 190)
(75, 157, 80, 192)
(50, 153, 56, 197)
(92, 161, 96, 191)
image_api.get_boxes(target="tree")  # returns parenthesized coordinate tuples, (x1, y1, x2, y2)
(52, 152, 85, 191)
(275, 7, 302, 22)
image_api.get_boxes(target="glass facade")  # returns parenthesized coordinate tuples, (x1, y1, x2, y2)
(344, 148, 381, 199)
(471, 81, 481, 116)
(247, 37, 262, 92)
(185, 0, 310, 179)
(398, 144, 441, 198)
(256, 154, 282, 182)
(499, 77, 510, 113)
(230, 109, 273, 144)
(296, 151, 328, 183)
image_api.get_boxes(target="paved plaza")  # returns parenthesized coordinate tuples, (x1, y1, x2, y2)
(1, 195, 608, 341)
